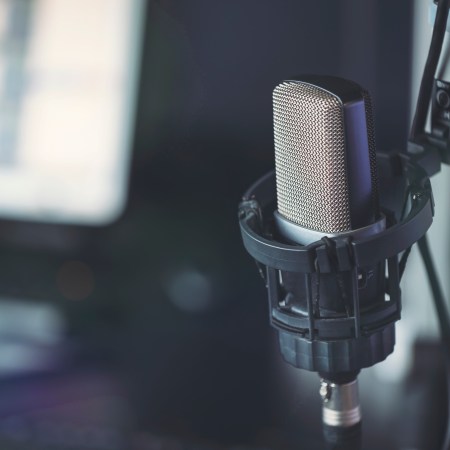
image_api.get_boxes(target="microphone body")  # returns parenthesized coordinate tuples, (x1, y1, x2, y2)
(238, 75, 434, 446)
(272, 77, 387, 379)
(271, 75, 386, 440)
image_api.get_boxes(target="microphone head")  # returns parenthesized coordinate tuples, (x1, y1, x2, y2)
(273, 75, 379, 237)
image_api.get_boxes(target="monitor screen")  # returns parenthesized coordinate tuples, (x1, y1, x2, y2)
(0, 0, 145, 224)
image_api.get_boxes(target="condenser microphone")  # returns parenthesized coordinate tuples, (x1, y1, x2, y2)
(238, 75, 434, 449)
(272, 75, 384, 245)
(272, 76, 387, 444)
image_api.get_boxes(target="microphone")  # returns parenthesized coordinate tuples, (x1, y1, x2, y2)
(238, 75, 434, 448)
(273, 76, 384, 442)
(273, 76, 382, 244)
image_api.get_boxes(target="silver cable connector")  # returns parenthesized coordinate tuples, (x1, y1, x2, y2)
(319, 378, 361, 428)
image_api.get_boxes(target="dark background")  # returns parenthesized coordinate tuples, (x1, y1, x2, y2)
(0, 1, 439, 449)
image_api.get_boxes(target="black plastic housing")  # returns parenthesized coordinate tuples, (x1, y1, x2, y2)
(238, 152, 433, 375)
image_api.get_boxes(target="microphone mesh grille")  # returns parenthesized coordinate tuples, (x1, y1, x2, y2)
(273, 81, 351, 233)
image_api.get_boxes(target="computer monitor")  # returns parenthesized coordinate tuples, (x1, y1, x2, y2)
(0, 0, 145, 224)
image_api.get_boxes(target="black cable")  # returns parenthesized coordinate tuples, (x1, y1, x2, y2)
(410, 0, 450, 142)
(418, 235, 450, 353)
(417, 234, 450, 450)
